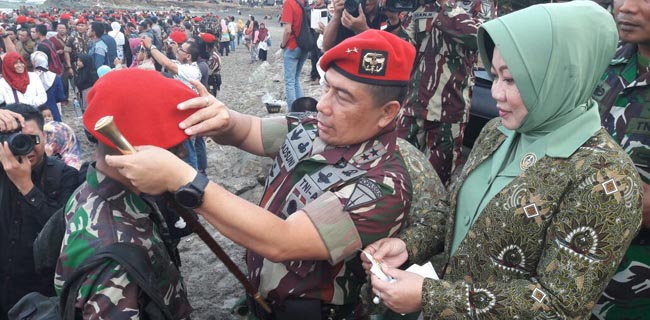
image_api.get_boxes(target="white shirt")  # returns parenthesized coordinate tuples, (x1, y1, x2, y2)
(173, 61, 202, 89)
(0, 72, 47, 106)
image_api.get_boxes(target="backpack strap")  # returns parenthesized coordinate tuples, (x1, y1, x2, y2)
(59, 243, 174, 320)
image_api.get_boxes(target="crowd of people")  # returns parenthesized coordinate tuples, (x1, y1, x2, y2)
(0, 0, 648, 319)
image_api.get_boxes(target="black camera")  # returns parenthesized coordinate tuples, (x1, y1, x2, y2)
(0, 123, 38, 156)
(345, 0, 366, 17)
(385, 0, 419, 12)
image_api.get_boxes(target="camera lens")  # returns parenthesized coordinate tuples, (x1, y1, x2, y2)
(7, 133, 34, 156)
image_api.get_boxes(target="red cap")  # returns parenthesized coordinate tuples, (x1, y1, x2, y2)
(199, 32, 215, 43)
(169, 30, 186, 44)
(60, 14, 71, 20)
(16, 15, 27, 24)
(193, 16, 202, 22)
(75, 17, 86, 25)
(319, 29, 415, 86)
(26, 17, 34, 23)
(83, 69, 198, 150)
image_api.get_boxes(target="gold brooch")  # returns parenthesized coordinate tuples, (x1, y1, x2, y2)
(520, 153, 537, 171)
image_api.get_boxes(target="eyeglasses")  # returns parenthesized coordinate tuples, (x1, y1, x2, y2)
(178, 47, 188, 54)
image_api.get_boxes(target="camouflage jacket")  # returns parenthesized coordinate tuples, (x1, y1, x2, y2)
(594, 42, 650, 184)
(591, 42, 650, 320)
(65, 31, 90, 68)
(54, 164, 192, 319)
(249, 114, 412, 306)
(401, 0, 493, 123)
(400, 118, 643, 319)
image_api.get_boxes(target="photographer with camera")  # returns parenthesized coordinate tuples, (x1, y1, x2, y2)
(0, 104, 79, 319)
(396, 0, 494, 185)
(322, 0, 397, 51)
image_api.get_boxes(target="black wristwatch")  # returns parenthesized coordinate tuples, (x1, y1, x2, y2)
(174, 172, 209, 209)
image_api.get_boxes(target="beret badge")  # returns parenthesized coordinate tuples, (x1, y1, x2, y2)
(359, 50, 387, 77)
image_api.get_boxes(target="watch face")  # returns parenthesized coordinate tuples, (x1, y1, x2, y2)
(176, 188, 200, 208)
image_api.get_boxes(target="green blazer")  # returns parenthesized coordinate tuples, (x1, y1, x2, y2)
(400, 118, 643, 319)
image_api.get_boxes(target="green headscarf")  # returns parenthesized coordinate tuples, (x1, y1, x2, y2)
(451, 1, 619, 255)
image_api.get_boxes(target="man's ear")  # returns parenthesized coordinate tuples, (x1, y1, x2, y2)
(377, 100, 401, 128)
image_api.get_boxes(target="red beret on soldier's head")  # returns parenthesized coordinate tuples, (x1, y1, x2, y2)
(76, 17, 86, 25)
(319, 29, 415, 86)
(169, 30, 186, 44)
(83, 69, 198, 150)
(16, 15, 27, 24)
(199, 32, 215, 43)
(193, 16, 202, 22)
(60, 14, 71, 20)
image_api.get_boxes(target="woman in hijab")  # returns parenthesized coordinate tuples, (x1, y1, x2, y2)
(43, 120, 82, 170)
(31, 51, 65, 122)
(75, 53, 98, 112)
(108, 21, 126, 61)
(362, 2, 644, 318)
(256, 22, 269, 62)
(0, 52, 47, 106)
(218, 19, 230, 57)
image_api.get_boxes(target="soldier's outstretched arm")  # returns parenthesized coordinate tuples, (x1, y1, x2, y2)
(178, 79, 267, 156)
(105, 147, 332, 262)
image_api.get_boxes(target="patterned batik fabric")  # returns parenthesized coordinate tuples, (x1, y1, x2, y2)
(400, 118, 643, 319)
(397, 0, 493, 184)
(248, 114, 412, 306)
(54, 164, 192, 319)
(592, 42, 650, 320)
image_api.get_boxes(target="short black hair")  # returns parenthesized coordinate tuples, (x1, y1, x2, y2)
(184, 40, 200, 62)
(2, 103, 45, 130)
(34, 24, 47, 37)
(36, 104, 49, 112)
(366, 84, 407, 107)
(90, 21, 105, 37)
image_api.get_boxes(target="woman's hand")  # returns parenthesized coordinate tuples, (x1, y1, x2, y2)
(104, 145, 196, 195)
(361, 238, 409, 272)
(178, 79, 232, 137)
(371, 266, 424, 314)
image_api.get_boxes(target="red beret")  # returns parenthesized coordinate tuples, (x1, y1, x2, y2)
(60, 14, 71, 20)
(199, 33, 215, 44)
(75, 17, 86, 24)
(16, 15, 27, 24)
(39, 12, 48, 18)
(169, 30, 186, 44)
(83, 69, 198, 150)
(193, 16, 202, 22)
(27, 17, 34, 23)
(319, 29, 415, 86)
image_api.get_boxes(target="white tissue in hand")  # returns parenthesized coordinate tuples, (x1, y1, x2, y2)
(362, 251, 394, 282)
(405, 261, 438, 280)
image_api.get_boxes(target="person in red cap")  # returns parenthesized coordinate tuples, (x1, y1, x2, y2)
(63, 17, 90, 83)
(54, 69, 194, 319)
(105, 29, 416, 319)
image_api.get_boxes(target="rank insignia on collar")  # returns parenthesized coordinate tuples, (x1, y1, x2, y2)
(344, 177, 384, 211)
(359, 50, 387, 76)
(520, 153, 537, 171)
(354, 141, 387, 165)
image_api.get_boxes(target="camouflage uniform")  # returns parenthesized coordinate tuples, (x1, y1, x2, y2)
(398, 0, 494, 184)
(248, 114, 412, 314)
(65, 31, 90, 72)
(54, 164, 192, 319)
(591, 42, 650, 319)
(399, 118, 642, 319)
(363, 138, 446, 319)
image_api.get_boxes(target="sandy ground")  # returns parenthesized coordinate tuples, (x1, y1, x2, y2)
(61, 8, 324, 319)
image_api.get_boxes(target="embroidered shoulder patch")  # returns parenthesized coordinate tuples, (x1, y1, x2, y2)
(344, 177, 384, 211)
